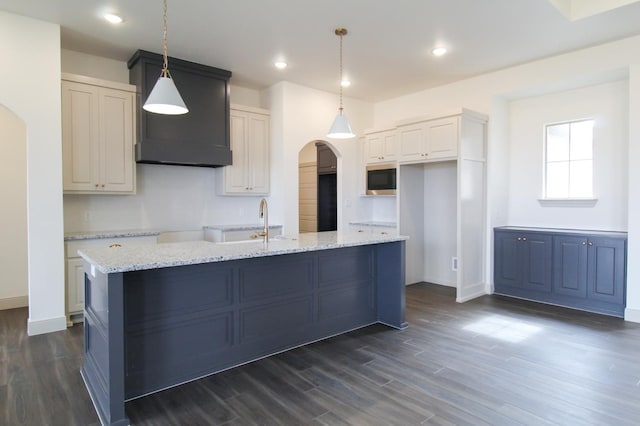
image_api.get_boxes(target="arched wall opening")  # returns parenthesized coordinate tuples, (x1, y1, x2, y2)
(297, 140, 342, 233)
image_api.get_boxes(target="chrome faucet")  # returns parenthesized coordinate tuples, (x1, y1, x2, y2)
(258, 198, 269, 243)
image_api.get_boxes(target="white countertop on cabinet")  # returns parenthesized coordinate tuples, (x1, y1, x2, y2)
(79, 231, 408, 274)
(64, 229, 161, 241)
(349, 221, 397, 228)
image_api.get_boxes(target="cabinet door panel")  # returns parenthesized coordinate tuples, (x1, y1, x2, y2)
(248, 114, 270, 193)
(398, 124, 424, 160)
(225, 112, 249, 193)
(382, 132, 397, 160)
(553, 236, 587, 297)
(588, 237, 625, 305)
(522, 235, 552, 292)
(100, 88, 134, 191)
(494, 231, 521, 288)
(67, 257, 85, 316)
(62, 81, 99, 191)
(426, 117, 458, 159)
(365, 133, 384, 162)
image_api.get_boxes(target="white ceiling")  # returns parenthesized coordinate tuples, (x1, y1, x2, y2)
(2, 0, 640, 102)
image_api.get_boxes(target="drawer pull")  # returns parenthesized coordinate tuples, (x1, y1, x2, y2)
(588, 241, 593, 246)
(109, 243, 122, 248)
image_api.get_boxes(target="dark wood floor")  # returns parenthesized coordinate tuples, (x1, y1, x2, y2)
(2, 283, 640, 425)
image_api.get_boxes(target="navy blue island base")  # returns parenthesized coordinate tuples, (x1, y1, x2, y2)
(80, 241, 406, 426)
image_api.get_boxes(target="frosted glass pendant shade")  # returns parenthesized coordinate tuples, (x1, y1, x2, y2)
(327, 112, 355, 139)
(143, 76, 188, 115)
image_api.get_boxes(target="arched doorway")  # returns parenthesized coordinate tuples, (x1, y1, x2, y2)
(298, 141, 338, 233)
(0, 105, 28, 309)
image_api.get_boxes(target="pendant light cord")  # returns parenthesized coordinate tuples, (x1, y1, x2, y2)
(338, 29, 344, 114)
(161, 0, 170, 77)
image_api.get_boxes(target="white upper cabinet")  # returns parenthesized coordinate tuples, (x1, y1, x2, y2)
(398, 116, 459, 162)
(364, 128, 397, 164)
(221, 105, 270, 195)
(62, 73, 135, 194)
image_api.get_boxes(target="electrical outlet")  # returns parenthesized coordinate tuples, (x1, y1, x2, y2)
(451, 257, 458, 272)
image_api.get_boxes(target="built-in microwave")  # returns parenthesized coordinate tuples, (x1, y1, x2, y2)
(366, 163, 397, 195)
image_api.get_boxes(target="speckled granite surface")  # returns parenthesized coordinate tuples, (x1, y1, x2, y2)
(79, 231, 408, 274)
(203, 224, 283, 231)
(64, 229, 161, 241)
(349, 221, 397, 228)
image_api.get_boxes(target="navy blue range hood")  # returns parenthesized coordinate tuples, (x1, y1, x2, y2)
(128, 50, 233, 167)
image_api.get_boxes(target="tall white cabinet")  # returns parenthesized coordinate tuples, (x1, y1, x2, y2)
(398, 109, 487, 302)
(220, 104, 270, 195)
(61, 73, 136, 194)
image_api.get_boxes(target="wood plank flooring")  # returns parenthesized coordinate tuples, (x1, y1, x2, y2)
(2, 283, 640, 425)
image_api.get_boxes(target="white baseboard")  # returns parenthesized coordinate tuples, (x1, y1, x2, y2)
(0, 295, 28, 310)
(624, 307, 640, 323)
(27, 315, 67, 336)
(456, 282, 487, 302)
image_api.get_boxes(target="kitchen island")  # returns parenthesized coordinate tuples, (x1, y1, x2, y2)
(78, 231, 407, 426)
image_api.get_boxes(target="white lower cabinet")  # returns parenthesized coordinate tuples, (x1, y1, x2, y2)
(349, 224, 398, 236)
(64, 234, 158, 324)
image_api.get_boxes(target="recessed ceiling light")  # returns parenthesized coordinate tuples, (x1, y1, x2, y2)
(274, 61, 287, 70)
(432, 46, 447, 57)
(341, 79, 351, 87)
(104, 13, 123, 24)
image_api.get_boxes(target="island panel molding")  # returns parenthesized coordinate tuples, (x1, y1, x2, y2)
(79, 235, 407, 426)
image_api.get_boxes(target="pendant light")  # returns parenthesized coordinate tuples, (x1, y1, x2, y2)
(143, 0, 188, 115)
(327, 28, 355, 139)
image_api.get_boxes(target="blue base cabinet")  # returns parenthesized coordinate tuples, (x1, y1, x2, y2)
(494, 227, 626, 318)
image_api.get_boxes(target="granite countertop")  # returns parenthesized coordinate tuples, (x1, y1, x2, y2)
(203, 224, 283, 231)
(78, 231, 408, 274)
(64, 229, 161, 241)
(349, 221, 397, 228)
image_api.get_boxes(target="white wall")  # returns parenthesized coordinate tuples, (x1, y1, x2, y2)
(374, 34, 640, 321)
(508, 81, 628, 230)
(627, 65, 640, 322)
(62, 49, 263, 108)
(0, 11, 65, 335)
(265, 82, 373, 234)
(0, 106, 28, 309)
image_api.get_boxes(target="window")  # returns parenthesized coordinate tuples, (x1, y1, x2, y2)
(544, 119, 594, 199)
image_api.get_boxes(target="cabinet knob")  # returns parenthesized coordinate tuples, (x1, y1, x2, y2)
(522, 237, 527, 241)
(517, 237, 522, 241)
(582, 241, 587, 245)
(95, 184, 99, 188)
(588, 241, 593, 246)
(101, 184, 105, 188)
(381, 231, 388, 235)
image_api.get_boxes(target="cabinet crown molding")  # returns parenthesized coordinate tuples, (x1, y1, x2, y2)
(61, 73, 136, 93)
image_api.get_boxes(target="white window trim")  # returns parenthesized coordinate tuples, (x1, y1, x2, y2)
(542, 118, 595, 201)
(537, 198, 598, 207)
